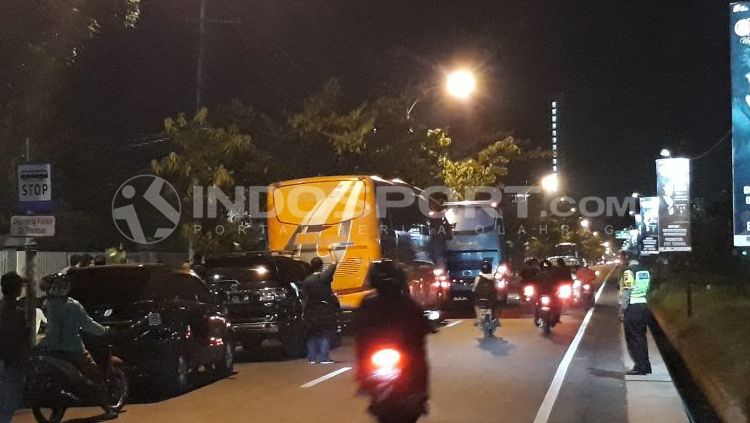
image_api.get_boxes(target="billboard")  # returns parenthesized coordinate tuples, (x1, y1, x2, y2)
(639, 196, 659, 255)
(731, 2, 750, 246)
(656, 158, 691, 252)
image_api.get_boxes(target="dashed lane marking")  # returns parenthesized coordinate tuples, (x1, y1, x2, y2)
(300, 367, 352, 388)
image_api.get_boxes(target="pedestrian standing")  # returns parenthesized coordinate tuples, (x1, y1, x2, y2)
(0, 272, 32, 423)
(302, 257, 338, 364)
(619, 255, 652, 375)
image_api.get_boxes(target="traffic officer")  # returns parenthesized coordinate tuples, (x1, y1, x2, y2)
(619, 253, 652, 375)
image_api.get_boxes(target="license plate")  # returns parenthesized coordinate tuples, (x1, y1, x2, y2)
(453, 296, 468, 301)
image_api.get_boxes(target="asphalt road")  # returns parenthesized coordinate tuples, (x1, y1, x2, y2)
(14, 267, 628, 423)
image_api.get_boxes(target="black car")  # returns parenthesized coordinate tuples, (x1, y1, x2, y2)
(196, 253, 336, 358)
(62, 264, 234, 395)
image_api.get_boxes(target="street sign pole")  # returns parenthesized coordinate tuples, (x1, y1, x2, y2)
(15, 159, 54, 348)
(23, 242, 37, 347)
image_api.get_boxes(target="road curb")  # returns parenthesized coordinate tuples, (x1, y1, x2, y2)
(652, 310, 748, 423)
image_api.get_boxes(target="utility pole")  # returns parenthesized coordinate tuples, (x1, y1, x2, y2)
(189, 0, 240, 112)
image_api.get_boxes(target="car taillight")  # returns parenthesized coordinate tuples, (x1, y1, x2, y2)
(440, 281, 450, 289)
(540, 295, 551, 306)
(558, 284, 572, 300)
(523, 285, 535, 297)
(583, 284, 592, 291)
(371, 348, 401, 370)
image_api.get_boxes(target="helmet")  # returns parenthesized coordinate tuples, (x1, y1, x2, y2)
(44, 273, 71, 298)
(480, 260, 493, 274)
(368, 260, 407, 296)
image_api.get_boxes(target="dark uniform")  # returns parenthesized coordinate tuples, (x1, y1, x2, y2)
(620, 262, 652, 374)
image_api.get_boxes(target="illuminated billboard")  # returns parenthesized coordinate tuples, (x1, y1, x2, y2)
(639, 196, 659, 255)
(730, 2, 750, 246)
(656, 158, 691, 252)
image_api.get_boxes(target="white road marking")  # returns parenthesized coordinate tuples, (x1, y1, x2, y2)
(300, 367, 352, 388)
(445, 320, 463, 328)
(533, 266, 617, 423)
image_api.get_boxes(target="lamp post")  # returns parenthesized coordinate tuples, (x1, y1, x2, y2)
(406, 68, 478, 121)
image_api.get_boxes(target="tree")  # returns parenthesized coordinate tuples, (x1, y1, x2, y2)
(287, 79, 534, 194)
(0, 0, 141, 236)
(152, 109, 267, 256)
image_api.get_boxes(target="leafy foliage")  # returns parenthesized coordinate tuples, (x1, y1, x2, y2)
(152, 109, 265, 256)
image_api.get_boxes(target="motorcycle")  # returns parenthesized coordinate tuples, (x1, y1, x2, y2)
(572, 278, 595, 308)
(360, 345, 427, 423)
(28, 337, 128, 423)
(523, 283, 568, 336)
(475, 299, 499, 339)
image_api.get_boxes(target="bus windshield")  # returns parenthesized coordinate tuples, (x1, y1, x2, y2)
(272, 179, 366, 225)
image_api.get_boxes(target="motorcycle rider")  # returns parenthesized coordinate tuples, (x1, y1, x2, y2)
(353, 260, 431, 423)
(43, 275, 118, 420)
(537, 260, 563, 323)
(553, 258, 572, 283)
(472, 260, 499, 327)
(519, 258, 541, 283)
(0, 272, 31, 423)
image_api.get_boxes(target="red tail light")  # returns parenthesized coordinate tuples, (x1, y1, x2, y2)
(558, 284, 572, 300)
(371, 348, 401, 370)
(523, 285, 535, 297)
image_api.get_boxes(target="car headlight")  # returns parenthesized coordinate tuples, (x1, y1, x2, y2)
(257, 288, 287, 302)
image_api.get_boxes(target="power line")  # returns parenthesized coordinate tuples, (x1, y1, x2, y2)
(690, 129, 731, 161)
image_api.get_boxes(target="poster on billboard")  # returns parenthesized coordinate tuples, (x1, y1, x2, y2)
(639, 196, 659, 255)
(656, 158, 691, 252)
(731, 2, 750, 247)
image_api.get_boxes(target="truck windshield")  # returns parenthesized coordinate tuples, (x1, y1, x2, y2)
(445, 206, 499, 233)
(445, 252, 496, 272)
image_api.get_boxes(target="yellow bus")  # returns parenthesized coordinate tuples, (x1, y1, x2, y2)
(267, 175, 446, 310)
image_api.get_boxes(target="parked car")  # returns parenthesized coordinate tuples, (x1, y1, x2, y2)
(195, 253, 340, 358)
(58, 264, 234, 396)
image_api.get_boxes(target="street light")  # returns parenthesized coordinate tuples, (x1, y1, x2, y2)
(406, 68, 478, 123)
(580, 219, 590, 229)
(541, 173, 559, 193)
(445, 69, 477, 100)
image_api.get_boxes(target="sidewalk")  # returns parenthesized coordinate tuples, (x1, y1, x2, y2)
(621, 326, 689, 423)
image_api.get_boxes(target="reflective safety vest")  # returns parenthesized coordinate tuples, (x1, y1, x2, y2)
(621, 266, 650, 304)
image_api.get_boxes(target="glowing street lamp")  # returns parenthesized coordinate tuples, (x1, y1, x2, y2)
(541, 173, 559, 193)
(406, 67, 478, 122)
(445, 69, 477, 100)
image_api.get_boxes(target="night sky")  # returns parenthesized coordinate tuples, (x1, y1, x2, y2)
(71, 0, 732, 202)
